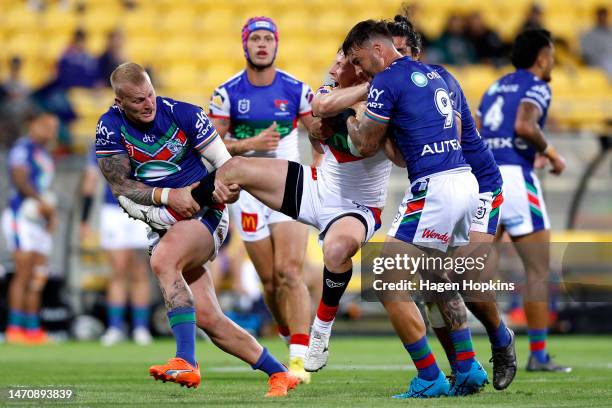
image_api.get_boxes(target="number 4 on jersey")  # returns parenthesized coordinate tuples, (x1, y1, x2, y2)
(483, 96, 504, 131)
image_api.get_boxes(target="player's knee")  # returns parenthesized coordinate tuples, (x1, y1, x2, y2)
(219, 156, 245, 181)
(149, 249, 177, 277)
(275, 261, 302, 289)
(323, 238, 359, 270)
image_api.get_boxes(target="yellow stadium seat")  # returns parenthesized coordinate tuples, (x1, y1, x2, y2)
(5, 33, 43, 61)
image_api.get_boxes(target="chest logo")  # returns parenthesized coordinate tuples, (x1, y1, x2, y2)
(238, 99, 250, 114)
(166, 139, 183, 154)
(274, 99, 289, 112)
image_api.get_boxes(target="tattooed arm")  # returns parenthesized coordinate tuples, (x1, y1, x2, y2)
(346, 114, 388, 157)
(97, 153, 155, 205)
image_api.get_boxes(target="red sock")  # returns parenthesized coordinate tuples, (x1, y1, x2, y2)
(316, 300, 338, 322)
(290, 333, 309, 346)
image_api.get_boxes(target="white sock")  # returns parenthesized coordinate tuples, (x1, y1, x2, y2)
(312, 317, 334, 335)
(290, 344, 308, 360)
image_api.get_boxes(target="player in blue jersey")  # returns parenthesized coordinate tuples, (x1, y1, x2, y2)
(387, 15, 517, 391)
(2, 111, 58, 345)
(208, 16, 315, 383)
(341, 20, 488, 398)
(81, 145, 152, 346)
(477, 29, 570, 373)
(95, 62, 299, 397)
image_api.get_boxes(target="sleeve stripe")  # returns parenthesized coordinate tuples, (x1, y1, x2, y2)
(96, 150, 124, 156)
(520, 98, 544, 115)
(208, 113, 231, 119)
(298, 110, 312, 117)
(194, 131, 219, 151)
(364, 109, 390, 124)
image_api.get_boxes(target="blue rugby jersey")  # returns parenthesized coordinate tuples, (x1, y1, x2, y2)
(477, 69, 552, 169)
(430, 64, 502, 193)
(7, 136, 54, 212)
(364, 56, 468, 182)
(95, 96, 218, 188)
(209, 69, 312, 161)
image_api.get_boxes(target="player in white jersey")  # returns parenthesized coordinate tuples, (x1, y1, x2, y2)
(304, 50, 392, 371)
(207, 17, 315, 382)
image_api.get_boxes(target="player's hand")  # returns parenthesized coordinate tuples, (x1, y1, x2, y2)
(548, 154, 566, 175)
(543, 145, 566, 175)
(249, 122, 281, 151)
(168, 183, 201, 217)
(351, 101, 367, 120)
(38, 200, 56, 225)
(310, 117, 334, 140)
(212, 180, 240, 204)
(533, 153, 548, 169)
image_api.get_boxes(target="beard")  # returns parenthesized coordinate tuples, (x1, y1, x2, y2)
(248, 59, 274, 71)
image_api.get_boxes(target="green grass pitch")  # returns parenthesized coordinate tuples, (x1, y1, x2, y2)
(1, 335, 611, 407)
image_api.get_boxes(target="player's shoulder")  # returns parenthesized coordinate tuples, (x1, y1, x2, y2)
(216, 70, 245, 93)
(159, 96, 204, 117)
(98, 104, 122, 122)
(275, 69, 306, 87)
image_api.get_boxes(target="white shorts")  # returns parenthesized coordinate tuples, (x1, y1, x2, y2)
(498, 165, 550, 237)
(470, 188, 504, 236)
(100, 204, 149, 251)
(148, 205, 229, 260)
(2, 207, 52, 256)
(230, 189, 293, 242)
(388, 169, 479, 252)
(298, 166, 382, 243)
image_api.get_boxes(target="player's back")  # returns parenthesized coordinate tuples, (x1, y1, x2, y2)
(209, 69, 312, 161)
(429, 64, 502, 193)
(478, 69, 552, 169)
(96, 96, 212, 188)
(366, 56, 468, 182)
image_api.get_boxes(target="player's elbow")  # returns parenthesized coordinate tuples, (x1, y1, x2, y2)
(358, 144, 378, 157)
(514, 120, 534, 139)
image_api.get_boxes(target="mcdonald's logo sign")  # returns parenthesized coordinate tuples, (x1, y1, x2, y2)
(241, 212, 258, 232)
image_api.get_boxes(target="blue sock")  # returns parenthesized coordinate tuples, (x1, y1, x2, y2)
(107, 303, 126, 330)
(251, 347, 286, 377)
(488, 320, 511, 349)
(23, 313, 40, 330)
(132, 305, 150, 329)
(8, 309, 24, 328)
(167, 307, 197, 366)
(404, 337, 441, 381)
(449, 328, 477, 373)
(528, 329, 548, 363)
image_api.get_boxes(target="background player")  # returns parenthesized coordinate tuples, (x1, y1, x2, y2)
(387, 15, 517, 390)
(341, 20, 487, 397)
(81, 145, 152, 346)
(96, 62, 298, 397)
(477, 28, 571, 373)
(208, 16, 314, 383)
(2, 111, 58, 345)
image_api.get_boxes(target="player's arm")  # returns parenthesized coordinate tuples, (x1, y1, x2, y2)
(80, 165, 98, 225)
(11, 166, 39, 200)
(346, 114, 388, 157)
(312, 83, 369, 118)
(383, 137, 406, 168)
(97, 154, 156, 205)
(514, 101, 565, 174)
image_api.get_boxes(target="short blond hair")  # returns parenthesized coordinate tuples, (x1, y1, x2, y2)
(110, 62, 149, 96)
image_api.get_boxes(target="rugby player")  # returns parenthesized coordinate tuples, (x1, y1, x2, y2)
(477, 29, 571, 373)
(207, 16, 314, 383)
(81, 145, 152, 346)
(387, 15, 517, 390)
(95, 62, 298, 397)
(341, 20, 488, 397)
(3, 111, 58, 345)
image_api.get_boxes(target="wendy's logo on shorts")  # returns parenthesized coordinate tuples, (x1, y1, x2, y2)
(475, 199, 487, 220)
(241, 212, 258, 232)
(238, 99, 250, 114)
(274, 99, 288, 112)
(421, 228, 449, 244)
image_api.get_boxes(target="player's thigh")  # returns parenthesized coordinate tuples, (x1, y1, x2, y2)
(269, 220, 308, 278)
(12, 250, 35, 281)
(243, 237, 275, 286)
(152, 219, 216, 273)
(220, 157, 289, 210)
(511, 229, 550, 277)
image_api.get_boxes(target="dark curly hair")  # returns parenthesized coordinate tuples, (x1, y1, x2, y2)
(511, 28, 553, 69)
(386, 14, 422, 58)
